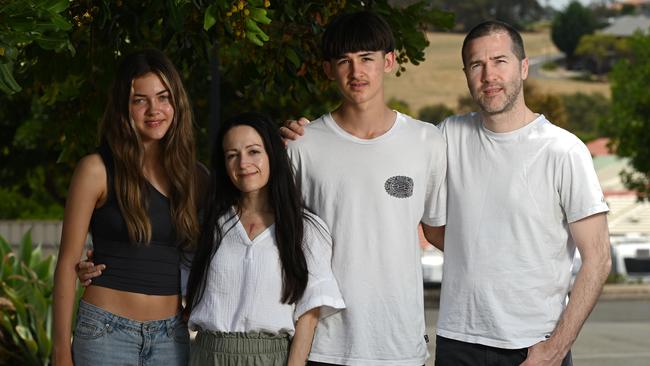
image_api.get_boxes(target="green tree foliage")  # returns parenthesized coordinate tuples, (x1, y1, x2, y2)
(417, 103, 453, 124)
(524, 81, 568, 129)
(429, 0, 543, 31)
(0, 0, 75, 95)
(605, 32, 650, 200)
(387, 97, 413, 116)
(551, 1, 598, 63)
(575, 33, 630, 74)
(0, 0, 454, 219)
(561, 92, 609, 142)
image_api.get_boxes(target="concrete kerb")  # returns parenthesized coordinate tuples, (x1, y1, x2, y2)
(599, 283, 650, 300)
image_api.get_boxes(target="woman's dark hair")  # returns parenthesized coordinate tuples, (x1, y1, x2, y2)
(185, 112, 309, 312)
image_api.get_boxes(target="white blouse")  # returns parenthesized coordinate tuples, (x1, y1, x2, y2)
(188, 209, 345, 336)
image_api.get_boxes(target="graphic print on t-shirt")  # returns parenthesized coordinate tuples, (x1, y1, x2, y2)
(384, 175, 414, 198)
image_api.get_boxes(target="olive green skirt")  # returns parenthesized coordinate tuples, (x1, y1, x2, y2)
(189, 330, 290, 366)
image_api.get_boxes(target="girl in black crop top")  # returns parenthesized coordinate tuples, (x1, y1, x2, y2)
(52, 49, 204, 366)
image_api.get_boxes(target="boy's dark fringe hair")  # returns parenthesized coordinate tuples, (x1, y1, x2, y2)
(321, 10, 395, 60)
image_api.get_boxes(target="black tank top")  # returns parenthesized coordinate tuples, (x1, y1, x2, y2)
(89, 145, 180, 295)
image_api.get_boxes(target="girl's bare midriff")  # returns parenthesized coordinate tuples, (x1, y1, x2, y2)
(82, 285, 181, 321)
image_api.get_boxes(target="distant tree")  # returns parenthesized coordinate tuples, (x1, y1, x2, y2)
(575, 33, 630, 74)
(604, 32, 650, 200)
(551, 1, 598, 65)
(524, 81, 568, 129)
(561, 92, 610, 142)
(387, 98, 413, 117)
(620, 4, 637, 15)
(418, 103, 454, 124)
(429, 0, 543, 31)
(456, 93, 477, 114)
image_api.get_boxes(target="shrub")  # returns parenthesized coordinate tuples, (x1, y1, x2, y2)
(561, 92, 610, 142)
(0, 231, 79, 365)
(541, 61, 558, 71)
(417, 104, 454, 125)
(387, 98, 413, 117)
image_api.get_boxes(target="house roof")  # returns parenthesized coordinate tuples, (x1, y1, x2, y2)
(587, 137, 614, 156)
(601, 15, 650, 36)
(591, 154, 650, 234)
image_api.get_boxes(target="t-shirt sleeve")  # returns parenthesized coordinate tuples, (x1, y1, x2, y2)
(422, 130, 447, 227)
(559, 141, 609, 223)
(294, 215, 345, 322)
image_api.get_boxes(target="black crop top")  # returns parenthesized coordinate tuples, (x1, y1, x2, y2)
(89, 145, 181, 295)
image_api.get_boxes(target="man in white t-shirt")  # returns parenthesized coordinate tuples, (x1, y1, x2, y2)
(287, 11, 447, 366)
(432, 21, 611, 366)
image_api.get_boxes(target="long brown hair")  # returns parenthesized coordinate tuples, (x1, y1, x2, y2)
(99, 49, 199, 248)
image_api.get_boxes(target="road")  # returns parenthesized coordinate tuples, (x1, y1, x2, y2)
(527, 53, 564, 79)
(423, 290, 650, 366)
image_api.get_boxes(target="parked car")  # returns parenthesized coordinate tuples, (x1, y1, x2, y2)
(421, 245, 443, 287)
(610, 235, 650, 281)
(571, 234, 650, 285)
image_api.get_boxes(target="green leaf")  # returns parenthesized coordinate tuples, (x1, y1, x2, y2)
(0, 235, 10, 257)
(18, 231, 32, 267)
(35, 35, 69, 51)
(50, 14, 72, 31)
(30, 245, 42, 267)
(246, 32, 264, 47)
(249, 8, 272, 25)
(32, 255, 53, 281)
(15, 324, 38, 355)
(203, 5, 217, 31)
(1, 284, 26, 322)
(42, 0, 70, 14)
(285, 48, 301, 68)
(0, 62, 22, 94)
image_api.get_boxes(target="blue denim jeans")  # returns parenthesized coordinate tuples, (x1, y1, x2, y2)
(72, 300, 189, 366)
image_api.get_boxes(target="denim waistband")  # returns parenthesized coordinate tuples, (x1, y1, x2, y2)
(77, 299, 183, 333)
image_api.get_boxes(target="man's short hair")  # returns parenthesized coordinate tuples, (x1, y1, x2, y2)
(321, 11, 395, 60)
(461, 20, 526, 66)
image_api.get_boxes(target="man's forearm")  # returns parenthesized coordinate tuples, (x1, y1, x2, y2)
(546, 241, 611, 356)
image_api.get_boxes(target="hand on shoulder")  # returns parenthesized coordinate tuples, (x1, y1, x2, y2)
(279, 117, 309, 145)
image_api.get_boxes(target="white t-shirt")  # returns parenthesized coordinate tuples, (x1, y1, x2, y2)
(188, 209, 345, 336)
(287, 112, 447, 365)
(437, 113, 609, 349)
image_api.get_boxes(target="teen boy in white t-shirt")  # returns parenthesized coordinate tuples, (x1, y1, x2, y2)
(287, 11, 447, 366)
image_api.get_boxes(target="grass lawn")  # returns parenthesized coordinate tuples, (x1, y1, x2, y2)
(385, 31, 611, 116)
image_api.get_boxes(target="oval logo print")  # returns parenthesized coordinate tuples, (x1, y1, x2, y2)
(384, 176, 413, 198)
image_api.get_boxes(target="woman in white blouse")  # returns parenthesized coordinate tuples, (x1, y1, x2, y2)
(184, 112, 345, 365)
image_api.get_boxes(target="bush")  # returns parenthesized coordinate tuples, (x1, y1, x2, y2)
(417, 104, 454, 125)
(0, 187, 63, 220)
(541, 61, 558, 71)
(561, 92, 610, 142)
(387, 98, 413, 117)
(0, 231, 79, 365)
